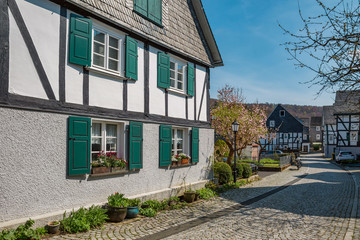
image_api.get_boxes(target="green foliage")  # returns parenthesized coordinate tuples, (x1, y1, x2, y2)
(313, 143, 321, 151)
(214, 139, 229, 157)
(142, 200, 167, 212)
(107, 193, 129, 207)
(216, 180, 247, 193)
(214, 162, 233, 184)
(139, 208, 157, 217)
(195, 188, 217, 199)
(231, 161, 243, 178)
(127, 198, 141, 207)
(262, 164, 280, 168)
(241, 163, 252, 178)
(205, 181, 218, 191)
(60, 206, 108, 233)
(0, 219, 46, 240)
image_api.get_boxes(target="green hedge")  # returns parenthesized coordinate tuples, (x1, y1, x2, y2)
(214, 162, 233, 184)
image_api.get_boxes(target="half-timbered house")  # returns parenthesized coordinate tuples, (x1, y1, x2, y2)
(322, 106, 337, 158)
(0, 0, 223, 227)
(265, 105, 304, 151)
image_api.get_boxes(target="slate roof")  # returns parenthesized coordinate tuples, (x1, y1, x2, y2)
(299, 118, 310, 127)
(323, 106, 336, 125)
(333, 91, 360, 114)
(310, 116, 322, 126)
(266, 105, 304, 133)
(67, 0, 222, 67)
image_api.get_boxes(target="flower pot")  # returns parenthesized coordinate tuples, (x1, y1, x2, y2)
(183, 192, 196, 203)
(91, 167, 111, 174)
(111, 167, 126, 173)
(171, 161, 178, 167)
(46, 221, 60, 234)
(106, 206, 127, 222)
(181, 158, 190, 165)
(194, 192, 200, 201)
(126, 206, 139, 218)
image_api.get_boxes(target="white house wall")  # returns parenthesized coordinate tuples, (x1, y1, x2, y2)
(9, 0, 60, 100)
(168, 93, 186, 119)
(196, 65, 207, 122)
(149, 46, 166, 116)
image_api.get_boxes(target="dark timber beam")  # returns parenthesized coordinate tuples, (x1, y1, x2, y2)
(0, 0, 9, 101)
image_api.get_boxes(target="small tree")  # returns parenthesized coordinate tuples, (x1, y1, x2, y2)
(211, 86, 268, 165)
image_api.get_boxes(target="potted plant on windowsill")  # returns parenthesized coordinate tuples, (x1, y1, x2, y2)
(179, 153, 191, 165)
(126, 198, 141, 219)
(107, 153, 127, 172)
(106, 192, 128, 222)
(171, 155, 180, 166)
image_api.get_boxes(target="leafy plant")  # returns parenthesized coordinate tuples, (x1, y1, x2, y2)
(205, 181, 218, 191)
(139, 208, 157, 217)
(141, 200, 166, 212)
(107, 192, 129, 207)
(214, 162, 233, 184)
(0, 219, 46, 240)
(196, 188, 217, 200)
(60, 206, 108, 233)
(127, 198, 141, 207)
(240, 163, 252, 178)
(231, 162, 244, 178)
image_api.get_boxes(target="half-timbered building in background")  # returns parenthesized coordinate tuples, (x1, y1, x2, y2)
(0, 0, 223, 227)
(322, 106, 337, 158)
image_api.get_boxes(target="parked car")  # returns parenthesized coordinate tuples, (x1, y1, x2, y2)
(336, 151, 355, 162)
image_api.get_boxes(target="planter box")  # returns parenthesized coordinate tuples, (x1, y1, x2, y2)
(111, 167, 127, 173)
(181, 158, 190, 165)
(91, 167, 111, 174)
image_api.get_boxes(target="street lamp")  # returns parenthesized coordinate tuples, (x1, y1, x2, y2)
(232, 120, 239, 183)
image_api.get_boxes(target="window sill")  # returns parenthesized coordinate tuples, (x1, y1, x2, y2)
(85, 66, 135, 82)
(89, 168, 139, 178)
(167, 88, 189, 97)
(168, 162, 197, 169)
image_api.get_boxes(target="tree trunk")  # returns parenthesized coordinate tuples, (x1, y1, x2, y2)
(225, 141, 234, 165)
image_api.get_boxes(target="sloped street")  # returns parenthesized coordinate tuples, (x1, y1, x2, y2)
(50, 153, 359, 240)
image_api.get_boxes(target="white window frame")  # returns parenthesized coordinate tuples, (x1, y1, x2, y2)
(316, 134, 321, 140)
(91, 120, 125, 161)
(169, 56, 187, 93)
(172, 128, 189, 156)
(270, 120, 275, 128)
(279, 110, 285, 117)
(91, 24, 123, 75)
(303, 134, 307, 140)
(316, 126, 321, 131)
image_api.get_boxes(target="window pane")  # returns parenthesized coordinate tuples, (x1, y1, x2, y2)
(177, 81, 183, 90)
(172, 139, 175, 152)
(177, 130, 183, 139)
(108, 59, 118, 71)
(177, 140, 183, 150)
(94, 42, 105, 55)
(106, 124, 117, 137)
(93, 55, 104, 67)
(170, 70, 175, 79)
(109, 36, 118, 48)
(177, 73, 183, 81)
(92, 123, 102, 136)
(170, 61, 175, 70)
(177, 64, 183, 72)
(106, 138, 117, 152)
(92, 153, 99, 161)
(109, 48, 118, 60)
(170, 79, 175, 87)
(92, 138, 102, 152)
(94, 31, 105, 43)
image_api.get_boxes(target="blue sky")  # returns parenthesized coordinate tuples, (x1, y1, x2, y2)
(202, 0, 336, 106)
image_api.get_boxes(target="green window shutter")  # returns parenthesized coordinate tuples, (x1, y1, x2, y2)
(68, 116, 91, 175)
(191, 128, 199, 163)
(159, 125, 172, 167)
(157, 52, 170, 89)
(134, 0, 148, 16)
(129, 121, 143, 170)
(69, 14, 92, 66)
(126, 36, 138, 80)
(148, 0, 162, 25)
(187, 63, 194, 96)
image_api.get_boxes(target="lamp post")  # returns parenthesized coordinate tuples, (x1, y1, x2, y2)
(232, 120, 239, 183)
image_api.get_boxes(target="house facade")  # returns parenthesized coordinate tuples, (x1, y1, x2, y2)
(265, 105, 304, 152)
(322, 106, 337, 158)
(0, 0, 222, 227)
(309, 116, 323, 145)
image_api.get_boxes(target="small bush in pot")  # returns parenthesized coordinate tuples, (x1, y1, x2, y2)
(46, 220, 60, 234)
(106, 192, 128, 222)
(214, 162, 233, 184)
(126, 198, 141, 219)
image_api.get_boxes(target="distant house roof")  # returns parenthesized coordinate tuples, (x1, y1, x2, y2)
(66, 0, 223, 67)
(334, 90, 360, 114)
(266, 104, 304, 132)
(323, 106, 336, 125)
(310, 116, 322, 126)
(299, 118, 310, 127)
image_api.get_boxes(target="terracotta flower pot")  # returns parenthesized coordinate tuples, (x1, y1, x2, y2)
(91, 167, 111, 174)
(106, 206, 127, 222)
(181, 158, 189, 165)
(183, 192, 196, 203)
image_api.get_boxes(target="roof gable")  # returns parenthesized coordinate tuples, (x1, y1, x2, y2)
(267, 105, 304, 132)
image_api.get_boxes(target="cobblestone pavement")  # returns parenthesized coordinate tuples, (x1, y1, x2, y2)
(49, 153, 358, 240)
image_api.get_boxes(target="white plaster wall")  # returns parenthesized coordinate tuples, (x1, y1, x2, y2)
(187, 96, 195, 120)
(9, 0, 60, 100)
(65, 10, 84, 105)
(0, 107, 213, 223)
(196, 65, 207, 121)
(88, 73, 123, 110)
(149, 46, 165, 115)
(168, 93, 186, 119)
(127, 41, 145, 113)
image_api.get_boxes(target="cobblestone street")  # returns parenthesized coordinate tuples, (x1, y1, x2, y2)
(49, 153, 359, 240)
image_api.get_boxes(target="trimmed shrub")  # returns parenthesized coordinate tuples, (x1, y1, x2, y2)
(240, 163, 252, 178)
(214, 162, 233, 184)
(231, 161, 244, 179)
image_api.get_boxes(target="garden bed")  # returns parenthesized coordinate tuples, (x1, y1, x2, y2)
(258, 164, 290, 172)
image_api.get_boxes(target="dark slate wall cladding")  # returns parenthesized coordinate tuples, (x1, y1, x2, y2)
(267, 105, 304, 133)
